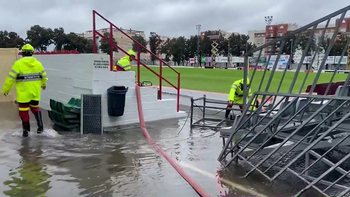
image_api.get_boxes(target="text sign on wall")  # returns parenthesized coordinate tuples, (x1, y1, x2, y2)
(93, 59, 109, 70)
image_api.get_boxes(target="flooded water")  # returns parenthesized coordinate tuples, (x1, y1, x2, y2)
(0, 101, 324, 197)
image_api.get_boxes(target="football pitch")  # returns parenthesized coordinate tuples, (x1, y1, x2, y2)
(132, 66, 347, 94)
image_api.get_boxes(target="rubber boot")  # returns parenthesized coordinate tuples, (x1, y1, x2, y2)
(22, 121, 30, 137)
(225, 109, 231, 119)
(34, 112, 44, 134)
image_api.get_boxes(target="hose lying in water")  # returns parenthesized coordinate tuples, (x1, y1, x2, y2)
(135, 85, 210, 197)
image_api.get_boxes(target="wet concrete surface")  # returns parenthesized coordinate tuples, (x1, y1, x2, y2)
(0, 101, 330, 197)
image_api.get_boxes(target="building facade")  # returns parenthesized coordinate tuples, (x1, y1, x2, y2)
(78, 27, 149, 60)
(248, 17, 350, 57)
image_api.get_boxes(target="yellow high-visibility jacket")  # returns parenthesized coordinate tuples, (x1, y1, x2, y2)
(228, 79, 252, 104)
(113, 55, 132, 71)
(228, 79, 256, 110)
(2, 57, 48, 103)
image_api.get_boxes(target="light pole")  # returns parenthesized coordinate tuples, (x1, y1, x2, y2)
(196, 24, 201, 67)
(264, 16, 273, 55)
(265, 16, 273, 26)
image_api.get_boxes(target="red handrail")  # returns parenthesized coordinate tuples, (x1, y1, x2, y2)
(92, 10, 180, 112)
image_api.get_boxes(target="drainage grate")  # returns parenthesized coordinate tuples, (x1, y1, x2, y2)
(80, 94, 103, 134)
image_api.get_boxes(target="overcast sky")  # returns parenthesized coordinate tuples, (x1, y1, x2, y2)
(1, 0, 350, 39)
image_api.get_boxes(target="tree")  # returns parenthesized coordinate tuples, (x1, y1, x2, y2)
(63, 32, 93, 53)
(26, 25, 53, 51)
(227, 34, 242, 56)
(297, 32, 318, 56)
(240, 34, 256, 56)
(185, 35, 199, 58)
(159, 38, 172, 61)
(327, 35, 348, 56)
(52, 27, 67, 51)
(170, 36, 187, 65)
(199, 35, 213, 57)
(0, 31, 25, 48)
(132, 35, 147, 53)
(99, 32, 118, 55)
(149, 32, 162, 64)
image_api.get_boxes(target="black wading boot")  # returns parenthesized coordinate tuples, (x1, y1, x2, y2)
(22, 121, 30, 137)
(34, 112, 44, 134)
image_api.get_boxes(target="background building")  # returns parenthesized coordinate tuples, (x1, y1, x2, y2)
(78, 27, 149, 60)
(248, 17, 350, 57)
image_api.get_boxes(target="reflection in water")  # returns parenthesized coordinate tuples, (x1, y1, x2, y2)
(3, 139, 51, 197)
(0, 102, 320, 197)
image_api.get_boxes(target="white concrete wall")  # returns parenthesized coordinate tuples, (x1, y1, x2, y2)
(35, 54, 96, 110)
(34, 53, 185, 128)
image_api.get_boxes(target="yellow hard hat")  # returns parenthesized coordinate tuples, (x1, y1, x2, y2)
(128, 49, 136, 56)
(21, 44, 34, 52)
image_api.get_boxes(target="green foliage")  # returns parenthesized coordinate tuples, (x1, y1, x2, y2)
(170, 36, 187, 65)
(26, 25, 53, 51)
(159, 38, 172, 61)
(149, 32, 162, 63)
(99, 32, 118, 55)
(327, 35, 348, 56)
(0, 31, 24, 48)
(16, 25, 94, 53)
(1, 25, 348, 61)
(64, 33, 93, 53)
(132, 35, 147, 53)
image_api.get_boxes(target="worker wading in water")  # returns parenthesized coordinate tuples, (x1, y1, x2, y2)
(2, 44, 48, 137)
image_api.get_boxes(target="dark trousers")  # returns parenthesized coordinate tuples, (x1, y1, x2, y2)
(225, 103, 243, 118)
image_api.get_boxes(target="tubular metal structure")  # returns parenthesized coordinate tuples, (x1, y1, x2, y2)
(214, 5, 350, 197)
(92, 10, 181, 112)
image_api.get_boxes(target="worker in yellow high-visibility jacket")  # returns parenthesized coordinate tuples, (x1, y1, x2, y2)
(225, 78, 257, 119)
(2, 44, 48, 137)
(113, 49, 136, 71)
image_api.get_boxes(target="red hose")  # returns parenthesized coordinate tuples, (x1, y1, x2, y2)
(135, 85, 211, 197)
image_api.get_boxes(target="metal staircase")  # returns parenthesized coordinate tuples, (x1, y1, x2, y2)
(217, 5, 350, 197)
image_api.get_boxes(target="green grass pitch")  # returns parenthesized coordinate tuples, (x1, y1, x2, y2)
(132, 66, 347, 94)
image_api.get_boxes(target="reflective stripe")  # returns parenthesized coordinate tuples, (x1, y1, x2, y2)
(10, 69, 18, 75)
(16, 73, 42, 82)
(117, 63, 131, 70)
(7, 75, 16, 79)
(19, 107, 30, 111)
(29, 104, 39, 108)
(231, 84, 238, 89)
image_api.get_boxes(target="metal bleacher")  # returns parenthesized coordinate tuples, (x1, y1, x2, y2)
(192, 5, 350, 197)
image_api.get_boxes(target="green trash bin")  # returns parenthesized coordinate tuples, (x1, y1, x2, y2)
(107, 86, 128, 116)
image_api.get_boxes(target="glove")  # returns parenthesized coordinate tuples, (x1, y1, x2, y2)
(228, 100, 233, 104)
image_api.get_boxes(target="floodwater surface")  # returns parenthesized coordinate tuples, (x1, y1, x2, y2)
(0, 102, 321, 197)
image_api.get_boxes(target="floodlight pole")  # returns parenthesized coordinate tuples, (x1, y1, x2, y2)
(265, 16, 273, 26)
(196, 24, 201, 67)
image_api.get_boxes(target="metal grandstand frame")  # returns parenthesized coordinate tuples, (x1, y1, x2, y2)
(215, 5, 350, 197)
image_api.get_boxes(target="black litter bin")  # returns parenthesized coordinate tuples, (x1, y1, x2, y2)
(107, 86, 128, 116)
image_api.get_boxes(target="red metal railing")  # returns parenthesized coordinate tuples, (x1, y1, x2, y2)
(92, 10, 181, 112)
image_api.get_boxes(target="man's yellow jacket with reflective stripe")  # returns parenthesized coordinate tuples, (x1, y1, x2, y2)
(228, 80, 252, 104)
(228, 79, 256, 110)
(2, 57, 48, 103)
(113, 55, 132, 71)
